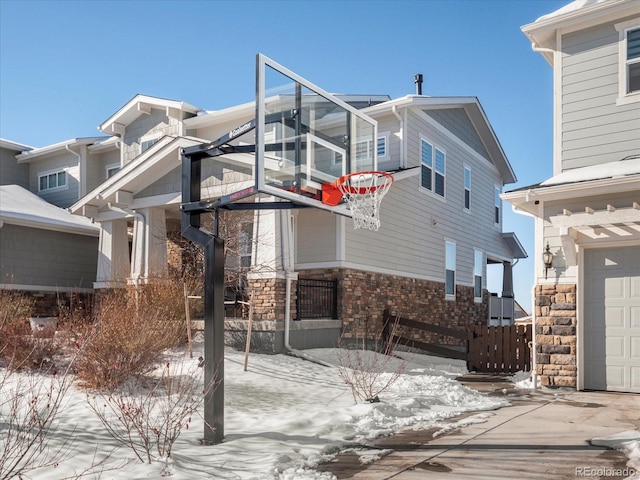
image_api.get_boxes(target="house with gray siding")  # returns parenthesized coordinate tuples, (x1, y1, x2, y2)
(503, 0, 640, 393)
(68, 89, 525, 352)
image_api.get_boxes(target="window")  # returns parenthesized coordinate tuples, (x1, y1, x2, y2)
(420, 138, 445, 197)
(615, 21, 640, 104)
(627, 28, 640, 93)
(464, 167, 471, 210)
(140, 133, 161, 153)
(474, 250, 483, 301)
(445, 241, 456, 298)
(377, 136, 386, 157)
(38, 169, 67, 192)
(239, 223, 253, 268)
(421, 139, 433, 190)
(106, 164, 120, 179)
(494, 186, 501, 225)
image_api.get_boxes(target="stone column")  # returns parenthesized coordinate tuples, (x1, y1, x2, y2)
(534, 284, 577, 388)
(95, 218, 130, 288)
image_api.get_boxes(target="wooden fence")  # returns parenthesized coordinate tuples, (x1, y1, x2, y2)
(468, 324, 532, 373)
(382, 309, 532, 373)
(382, 309, 467, 361)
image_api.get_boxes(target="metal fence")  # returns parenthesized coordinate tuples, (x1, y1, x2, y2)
(296, 278, 338, 320)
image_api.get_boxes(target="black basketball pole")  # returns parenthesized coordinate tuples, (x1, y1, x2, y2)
(181, 150, 225, 445)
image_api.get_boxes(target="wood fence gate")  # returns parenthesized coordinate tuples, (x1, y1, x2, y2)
(382, 310, 532, 374)
(468, 324, 532, 373)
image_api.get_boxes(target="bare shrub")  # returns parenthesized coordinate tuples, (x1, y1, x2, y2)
(337, 315, 407, 403)
(0, 364, 73, 480)
(76, 282, 187, 389)
(0, 290, 58, 371)
(86, 356, 216, 474)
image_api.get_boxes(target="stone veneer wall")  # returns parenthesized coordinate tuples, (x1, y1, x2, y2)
(534, 284, 577, 388)
(294, 268, 488, 346)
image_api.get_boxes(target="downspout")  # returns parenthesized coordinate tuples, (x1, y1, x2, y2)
(280, 210, 294, 351)
(391, 105, 405, 168)
(108, 202, 145, 286)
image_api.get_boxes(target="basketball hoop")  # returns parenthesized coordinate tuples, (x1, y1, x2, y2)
(323, 171, 394, 231)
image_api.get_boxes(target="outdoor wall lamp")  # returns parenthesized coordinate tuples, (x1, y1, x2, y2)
(543, 242, 553, 279)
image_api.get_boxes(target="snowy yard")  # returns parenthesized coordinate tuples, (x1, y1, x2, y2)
(3, 342, 638, 479)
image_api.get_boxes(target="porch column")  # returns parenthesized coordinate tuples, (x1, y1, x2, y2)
(130, 207, 168, 283)
(501, 260, 514, 298)
(95, 218, 130, 288)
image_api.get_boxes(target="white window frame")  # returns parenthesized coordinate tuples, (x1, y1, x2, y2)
(420, 136, 446, 200)
(377, 132, 389, 161)
(464, 166, 471, 211)
(106, 163, 120, 179)
(615, 19, 640, 105)
(445, 240, 456, 300)
(473, 249, 484, 302)
(38, 168, 68, 193)
(494, 186, 501, 226)
(140, 132, 162, 154)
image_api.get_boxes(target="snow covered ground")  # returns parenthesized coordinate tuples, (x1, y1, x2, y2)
(5, 341, 638, 479)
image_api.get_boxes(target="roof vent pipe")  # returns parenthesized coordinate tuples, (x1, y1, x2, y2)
(414, 74, 423, 95)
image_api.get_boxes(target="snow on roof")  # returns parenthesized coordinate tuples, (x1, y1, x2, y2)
(540, 157, 640, 186)
(0, 138, 33, 152)
(0, 185, 99, 236)
(535, 0, 609, 23)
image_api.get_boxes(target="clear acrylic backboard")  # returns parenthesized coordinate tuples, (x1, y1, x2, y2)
(255, 54, 378, 214)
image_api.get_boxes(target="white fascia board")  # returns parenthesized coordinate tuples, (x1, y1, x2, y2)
(99, 94, 202, 134)
(0, 138, 33, 151)
(16, 137, 106, 163)
(183, 101, 256, 129)
(502, 175, 640, 216)
(69, 136, 177, 213)
(522, 0, 639, 53)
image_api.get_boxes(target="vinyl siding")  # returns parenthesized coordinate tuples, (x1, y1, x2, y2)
(295, 209, 337, 264)
(0, 223, 98, 289)
(86, 150, 121, 192)
(339, 108, 512, 285)
(561, 19, 640, 171)
(29, 152, 80, 208)
(0, 147, 29, 188)
(122, 108, 182, 165)
(423, 108, 490, 160)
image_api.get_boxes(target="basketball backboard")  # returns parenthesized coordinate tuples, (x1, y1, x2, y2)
(255, 54, 379, 214)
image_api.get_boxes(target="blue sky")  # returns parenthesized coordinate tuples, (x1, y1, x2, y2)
(0, 0, 569, 312)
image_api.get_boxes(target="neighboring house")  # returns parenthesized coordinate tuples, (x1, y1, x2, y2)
(68, 91, 525, 351)
(0, 184, 99, 316)
(503, 0, 640, 392)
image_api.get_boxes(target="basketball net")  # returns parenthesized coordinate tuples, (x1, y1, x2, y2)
(334, 171, 394, 231)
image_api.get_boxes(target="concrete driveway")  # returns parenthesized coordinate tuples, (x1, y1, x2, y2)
(320, 375, 640, 479)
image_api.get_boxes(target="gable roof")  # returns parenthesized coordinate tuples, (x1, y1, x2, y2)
(70, 135, 205, 214)
(522, 0, 640, 65)
(99, 94, 202, 136)
(0, 139, 33, 152)
(365, 95, 517, 184)
(0, 185, 99, 236)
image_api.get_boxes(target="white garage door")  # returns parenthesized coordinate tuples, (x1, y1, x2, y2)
(584, 246, 640, 393)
